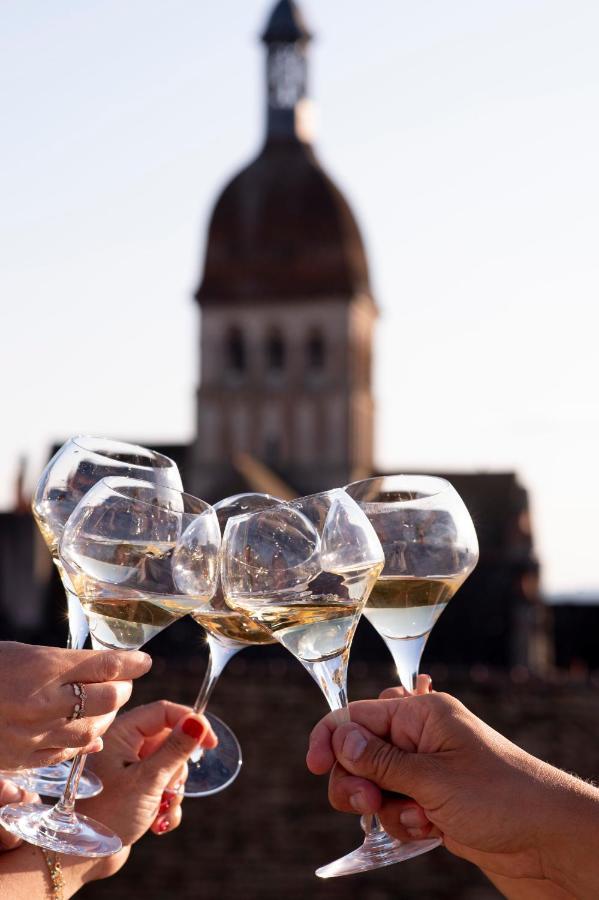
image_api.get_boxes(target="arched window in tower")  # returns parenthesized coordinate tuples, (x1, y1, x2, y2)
(226, 327, 246, 377)
(306, 329, 325, 373)
(265, 328, 286, 376)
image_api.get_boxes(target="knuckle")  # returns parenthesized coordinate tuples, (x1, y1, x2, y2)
(370, 741, 400, 785)
(99, 654, 121, 683)
(103, 683, 121, 711)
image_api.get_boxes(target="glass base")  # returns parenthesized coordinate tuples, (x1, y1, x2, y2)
(0, 801, 122, 857)
(0, 764, 103, 799)
(316, 831, 442, 878)
(182, 713, 242, 798)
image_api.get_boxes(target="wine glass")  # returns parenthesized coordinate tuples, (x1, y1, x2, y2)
(345, 475, 479, 691)
(0, 476, 220, 857)
(174, 493, 280, 798)
(0, 437, 183, 800)
(222, 489, 422, 878)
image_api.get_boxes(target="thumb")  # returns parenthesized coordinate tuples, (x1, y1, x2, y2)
(137, 714, 217, 787)
(331, 723, 426, 796)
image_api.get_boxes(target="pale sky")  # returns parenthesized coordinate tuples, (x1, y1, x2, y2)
(1, 1, 598, 596)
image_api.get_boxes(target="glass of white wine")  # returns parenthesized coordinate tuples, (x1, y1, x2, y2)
(173, 492, 280, 798)
(345, 475, 479, 691)
(0, 476, 220, 857)
(0, 436, 183, 801)
(221, 489, 421, 879)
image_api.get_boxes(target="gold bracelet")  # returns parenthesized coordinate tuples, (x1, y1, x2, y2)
(41, 848, 64, 899)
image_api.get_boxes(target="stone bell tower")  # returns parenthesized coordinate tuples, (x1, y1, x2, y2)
(192, 0, 376, 499)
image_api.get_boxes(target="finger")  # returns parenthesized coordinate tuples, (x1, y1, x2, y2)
(137, 714, 217, 787)
(0, 780, 25, 806)
(126, 701, 196, 739)
(57, 680, 133, 721)
(330, 721, 428, 796)
(0, 829, 23, 850)
(307, 699, 399, 775)
(49, 712, 118, 750)
(379, 686, 409, 700)
(0, 781, 25, 849)
(152, 803, 182, 836)
(378, 799, 436, 843)
(378, 675, 432, 701)
(415, 674, 433, 694)
(63, 649, 152, 686)
(328, 768, 383, 814)
(31, 738, 104, 767)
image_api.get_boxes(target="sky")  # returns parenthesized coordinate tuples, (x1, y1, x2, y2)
(1, 0, 598, 596)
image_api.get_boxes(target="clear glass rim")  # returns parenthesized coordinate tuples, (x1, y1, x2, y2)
(213, 491, 279, 511)
(95, 475, 213, 518)
(70, 435, 177, 472)
(220, 487, 375, 574)
(345, 474, 454, 506)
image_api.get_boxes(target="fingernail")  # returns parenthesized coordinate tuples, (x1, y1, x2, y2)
(87, 738, 103, 754)
(349, 791, 368, 813)
(159, 794, 171, 814)
(342, 727, 368, 762)
(407, 827, 424, 839)
(399, 808, 422, 828)
(181, 716, 204, 741)
(1, 783, 24, 803)
(157, 819, 170, 834)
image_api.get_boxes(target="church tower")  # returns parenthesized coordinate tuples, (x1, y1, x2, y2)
(192, 0, 376, 499)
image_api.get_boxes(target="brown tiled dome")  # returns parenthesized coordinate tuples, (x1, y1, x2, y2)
(195, 139, 372, 304)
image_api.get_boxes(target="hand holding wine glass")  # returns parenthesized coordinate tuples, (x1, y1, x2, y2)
(0, 477, 220, 858)
(0, 642, 151, 769)
(12, 436, 183, 801)
(221, 489, 429, 878)
(0, 704, 217, 896)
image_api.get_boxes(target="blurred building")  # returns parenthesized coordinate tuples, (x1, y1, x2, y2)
(185, 0, 549, 675)
(1, 0, 559, 675)
(192, 0, 374, 501)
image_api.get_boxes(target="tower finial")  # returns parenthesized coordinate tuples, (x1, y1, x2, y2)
(261, 0, 314, 143)
(261, 0, 312, 45)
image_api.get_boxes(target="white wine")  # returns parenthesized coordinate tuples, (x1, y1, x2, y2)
(67, 538, 214, 650)
(191, 605, 275, 645)
(364, 575, 461, 640)
(80, 593, 181, 651)
(229, 566, 380, 663)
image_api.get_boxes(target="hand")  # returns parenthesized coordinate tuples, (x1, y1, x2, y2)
(0, 642, 152, 769)
(307, 688, 599, 898)
(0, 780, 38, 852)
(78, 701, 217, 881)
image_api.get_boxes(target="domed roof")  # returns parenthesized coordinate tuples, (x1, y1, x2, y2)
(196, 140, 372, 304)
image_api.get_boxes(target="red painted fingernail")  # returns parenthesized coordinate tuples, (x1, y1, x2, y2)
(157, 819, 170, 834)
(159, 795, 171, 814)
(181, 717, 204, 741)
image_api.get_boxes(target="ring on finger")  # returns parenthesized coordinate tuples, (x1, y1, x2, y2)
(69, 682, 88, 721)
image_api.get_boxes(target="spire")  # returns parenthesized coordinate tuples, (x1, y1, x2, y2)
(261, 0, 312, 44)
(261, 0, 314, 144)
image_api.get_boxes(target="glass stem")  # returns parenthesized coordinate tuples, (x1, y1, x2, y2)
(383, 633, 429, 693)
(306, 655, 351, 726)
(192, 636, 242, 716)
(41, 752, 88, 830)
(62, 581, 90, 651)
(306, 654, 388, 843)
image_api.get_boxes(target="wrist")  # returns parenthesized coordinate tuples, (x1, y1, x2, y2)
(535, 768, 599, 897)
(60, 847, 131, 892)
